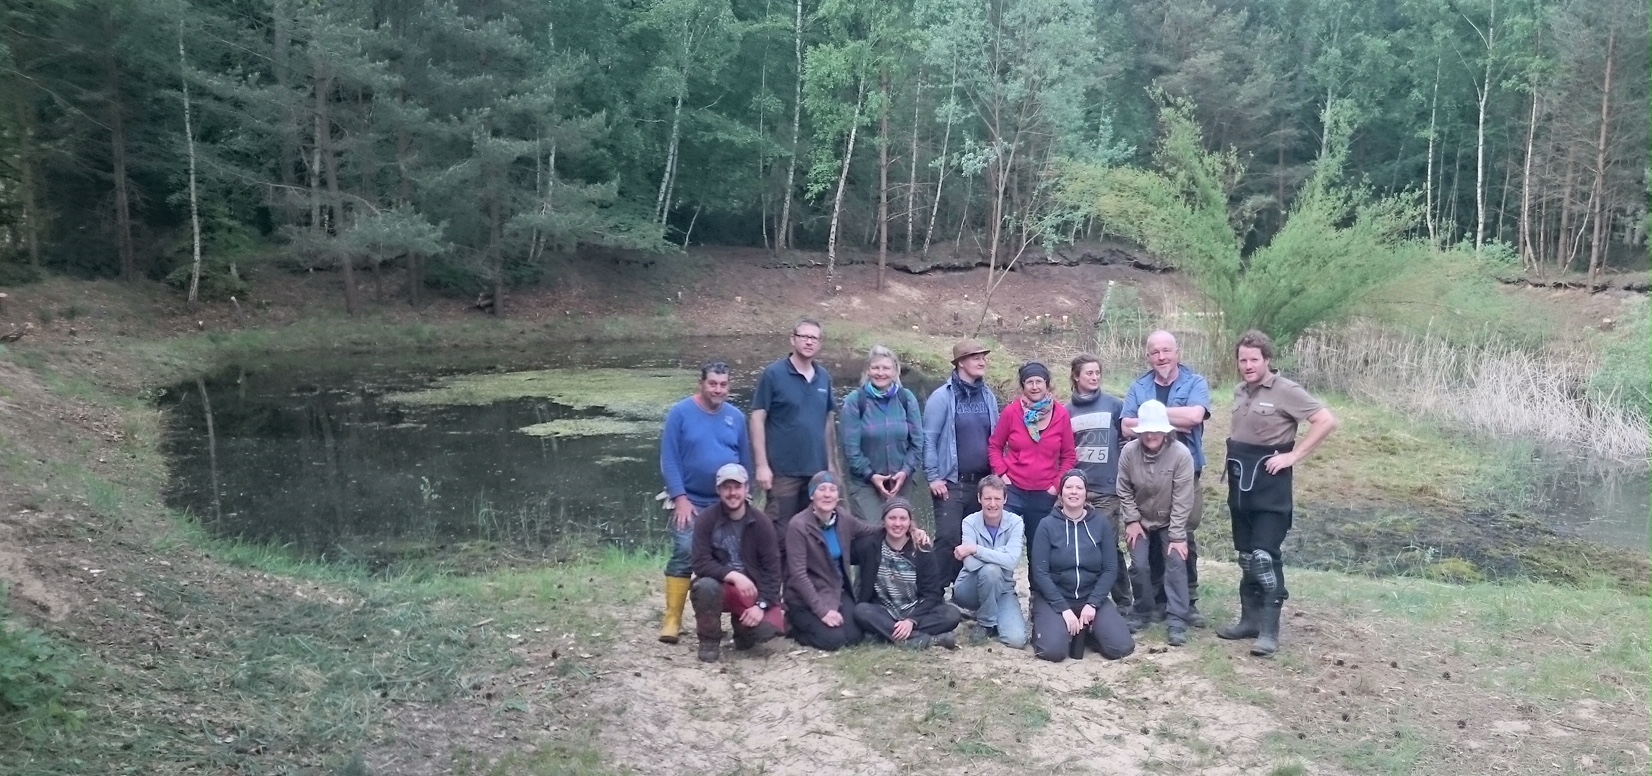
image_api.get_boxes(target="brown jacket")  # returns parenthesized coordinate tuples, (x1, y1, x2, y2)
(784, 507, 882, 619)
(1117, 438, 1197, 542)
(691, 501, 783, 607)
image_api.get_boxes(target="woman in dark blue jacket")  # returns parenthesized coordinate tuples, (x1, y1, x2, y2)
(1028, 470, 1136, 662)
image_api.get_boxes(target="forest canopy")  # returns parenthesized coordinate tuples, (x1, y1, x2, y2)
(0, 0, 1646, 312)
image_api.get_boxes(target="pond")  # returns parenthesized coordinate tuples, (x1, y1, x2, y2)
(159, 337, 944, 567)
(159, 338, 1649, 575)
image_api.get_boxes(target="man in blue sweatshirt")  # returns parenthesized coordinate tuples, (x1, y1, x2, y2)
(658, 362, 753, 644)
(1121, 330, 1212, 629)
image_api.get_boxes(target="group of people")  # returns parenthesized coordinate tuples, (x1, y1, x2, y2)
(656, 319, 1336, 664)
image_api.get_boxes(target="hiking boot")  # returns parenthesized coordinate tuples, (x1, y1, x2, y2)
(969, 624, 997, 646)
(1167, 626, 1188, 647)
(1186, 604, 1208, 629)
(1250, 603, 1282, 658)
(903, 633, 934, 650)
(933, 631, 959, 651)
(1126, 610, 1149, 634)
(697, 639, 720, 663)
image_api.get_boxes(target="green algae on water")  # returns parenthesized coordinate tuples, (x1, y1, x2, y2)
(386, 368, 696, 419)
(518, 419, 658, 438)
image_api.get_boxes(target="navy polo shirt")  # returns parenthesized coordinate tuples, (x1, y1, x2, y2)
(752, 356, 834, 477)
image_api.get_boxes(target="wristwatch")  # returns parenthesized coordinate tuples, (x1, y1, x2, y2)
(756, 600, 769, 610)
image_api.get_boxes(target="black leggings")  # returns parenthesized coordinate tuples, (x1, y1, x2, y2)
(787, 590, 864, 652)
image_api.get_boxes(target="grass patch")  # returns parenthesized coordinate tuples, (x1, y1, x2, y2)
(1301, 570, 1650, 704)
(519, 419, 658, 438)
(386, 367, 694, 419)
(3, 541, 660, 774)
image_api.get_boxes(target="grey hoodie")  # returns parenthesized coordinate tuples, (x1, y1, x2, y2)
(1028, 507, 1118, 609)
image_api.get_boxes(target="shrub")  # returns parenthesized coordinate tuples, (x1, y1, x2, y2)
(1058, 96, 1420, 348)
(0, 589, 80, 734)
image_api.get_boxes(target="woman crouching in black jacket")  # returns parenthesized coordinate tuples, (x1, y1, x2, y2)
(1029, 469, 1136, 662)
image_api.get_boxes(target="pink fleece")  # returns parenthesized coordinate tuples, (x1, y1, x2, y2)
(988, 401, 1077, 493)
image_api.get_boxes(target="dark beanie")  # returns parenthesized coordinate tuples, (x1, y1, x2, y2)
(1060, 468, 1087, 488)
(881, 496, 914, 519)
(807, 470, 837, 498)
(1018, 361, 1052, 385)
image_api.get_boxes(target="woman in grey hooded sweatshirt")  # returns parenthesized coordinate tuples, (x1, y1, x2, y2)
(1028, 470, 1136, 662)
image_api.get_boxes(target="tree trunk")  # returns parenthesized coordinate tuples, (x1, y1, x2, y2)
(1586, 29, 1615, 283)
(1557, 147, 1578, 273)
(315, 71, 356, 315)
(180, 25, 204, 306)
(1518, 87, 1538, 273)
(105, 18, 136, 282)
(877, 69, 890, 291)
(654, 81, 685, 227)
(489, 193, 505, 318)
(273, 0, 298, 227)
(922, 63, 958, 255)
(776, 0, 803, 252)
(826, 88, 864, 293)
(13, 86, 42, 267)
(905, 71, 922, 255)
(1474, 56, 1492, 252)
(1425, 58, 1440, 245)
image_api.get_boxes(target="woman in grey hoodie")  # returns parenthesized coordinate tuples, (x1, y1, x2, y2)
(1028, 470, 1136, 662)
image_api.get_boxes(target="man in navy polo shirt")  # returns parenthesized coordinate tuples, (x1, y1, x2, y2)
(1121, 330, 1213, 629)
(751, 318, 836, 528)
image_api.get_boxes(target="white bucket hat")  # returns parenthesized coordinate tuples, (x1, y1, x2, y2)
(1135, 400, 1175, 434)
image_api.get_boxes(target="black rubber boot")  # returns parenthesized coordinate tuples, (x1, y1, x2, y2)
(1067, 634, 1086, 660)
(1217, 554, 1261, 640)
(1250, 602, 1281, 657)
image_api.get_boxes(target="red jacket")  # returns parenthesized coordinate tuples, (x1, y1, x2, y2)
(988, 401, 1077, 493)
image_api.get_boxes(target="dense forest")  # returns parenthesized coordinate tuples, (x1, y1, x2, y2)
(1, 0, 1646, 313)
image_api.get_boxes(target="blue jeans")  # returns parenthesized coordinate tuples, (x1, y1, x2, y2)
(953, 567, 1028, 648)
(1006, 485, 1057, 564)
(664, 496, 715, 579)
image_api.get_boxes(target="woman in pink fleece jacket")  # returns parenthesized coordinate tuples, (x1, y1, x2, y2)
(988, 361, 1077, 560)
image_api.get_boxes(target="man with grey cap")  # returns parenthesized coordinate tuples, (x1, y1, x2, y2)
(690, 463, 785, 663)
(1116, 401, 1198, 647)
(923, 339, 1000, 585)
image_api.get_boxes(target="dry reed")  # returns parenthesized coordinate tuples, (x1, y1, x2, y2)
(1293, 321, 1650, 467)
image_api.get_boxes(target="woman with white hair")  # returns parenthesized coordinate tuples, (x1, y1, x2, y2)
(839, 345, 925, 523)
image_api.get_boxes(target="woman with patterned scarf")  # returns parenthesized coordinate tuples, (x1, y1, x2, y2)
(988, 361, 1077, 562)
(839, 345, 926, 525)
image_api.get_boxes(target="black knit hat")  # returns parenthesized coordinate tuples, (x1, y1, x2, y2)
(1059, 468, 1088, 488)
(881, 496, 915, 519)
(1018, 361, 1052, 385)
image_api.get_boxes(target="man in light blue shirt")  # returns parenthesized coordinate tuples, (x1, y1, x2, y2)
(1121, 330, 1212, 629)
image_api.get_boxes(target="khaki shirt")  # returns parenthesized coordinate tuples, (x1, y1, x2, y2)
(1230, 371, 1325, 447)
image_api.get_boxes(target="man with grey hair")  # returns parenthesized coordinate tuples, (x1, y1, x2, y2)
(1121, 329, 1212, 630)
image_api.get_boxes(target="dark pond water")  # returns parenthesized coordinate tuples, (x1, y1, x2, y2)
(160, 337, 944, 565)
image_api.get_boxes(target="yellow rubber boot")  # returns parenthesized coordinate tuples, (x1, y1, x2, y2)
(659, 576, 691, 644)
